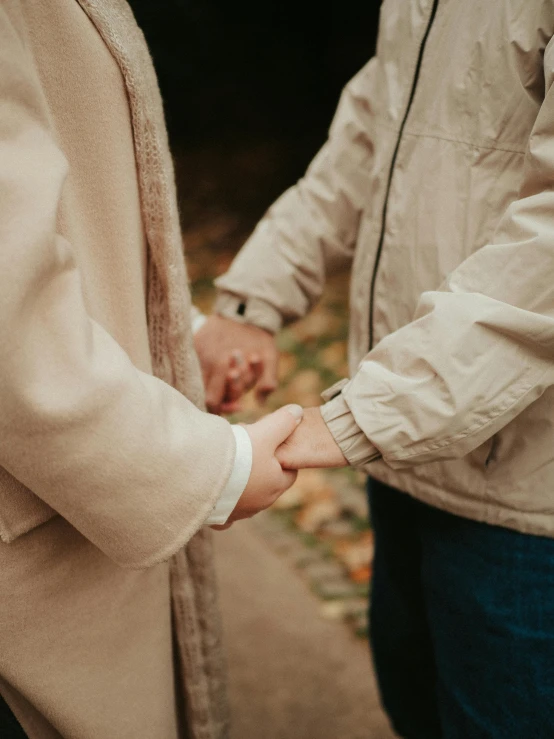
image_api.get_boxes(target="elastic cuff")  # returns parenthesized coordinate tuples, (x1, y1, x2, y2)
(320, 392, 381, 467)
(214, 292, 283, 334)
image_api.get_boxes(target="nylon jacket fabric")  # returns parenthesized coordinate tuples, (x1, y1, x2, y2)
(216, 0, 554, 537)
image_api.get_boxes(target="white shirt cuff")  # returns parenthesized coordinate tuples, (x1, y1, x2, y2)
(204, 425, 253, 525)
(191, 311, 207, 334)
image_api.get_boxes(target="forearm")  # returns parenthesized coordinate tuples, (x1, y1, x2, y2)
(0, 295, 237, 567)
(0, 14, 236, 567)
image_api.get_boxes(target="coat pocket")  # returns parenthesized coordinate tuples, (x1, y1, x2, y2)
(0, 466, 56, 543)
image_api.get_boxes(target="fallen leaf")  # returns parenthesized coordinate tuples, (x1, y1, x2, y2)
(349, 565, 372, 585)
(334, 532, 375, 573)
(295, 498, 341, 533)
(278, 352, 297, 381)
(321, 342, 346, 371)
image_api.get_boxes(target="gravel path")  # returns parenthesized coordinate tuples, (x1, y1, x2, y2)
(214, 518, 397, 739)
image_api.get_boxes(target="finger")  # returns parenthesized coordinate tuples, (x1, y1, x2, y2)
(210, 522, 233, 531)
(247, 355, 264, 384)
(225, 355, 257, 401)
(275, 441, 293, 469)
(241, 363, 259, 392)
(255, 351, 279, 402)
(205, 360, 229, 414)
(255, 404, 304, 446)
(238, 357, 262, 393)
(264, 469, 298, 511)
(275, 440, 305, 471)
(224, 369, 246, 403)
(280, 468, 298, 490)
(220, 400, 242, 414)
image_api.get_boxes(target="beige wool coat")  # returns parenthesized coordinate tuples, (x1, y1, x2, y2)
(217, 0, 554, 538)
(0, 1, 236, 737)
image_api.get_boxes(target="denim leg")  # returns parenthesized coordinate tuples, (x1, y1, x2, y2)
(368, 478, 442, 739)
(420, 504, 554, 739)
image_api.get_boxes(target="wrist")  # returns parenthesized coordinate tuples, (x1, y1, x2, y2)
(308, 407, 348, 467)
(276, 406, 348, 470)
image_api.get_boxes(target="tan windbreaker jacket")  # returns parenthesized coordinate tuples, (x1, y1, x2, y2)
(216, 0, 554, 537)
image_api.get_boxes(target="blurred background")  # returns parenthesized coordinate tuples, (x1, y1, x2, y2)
(128, 3, 394, 737)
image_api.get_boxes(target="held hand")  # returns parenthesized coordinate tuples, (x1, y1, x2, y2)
(216, 349, 257, 415)
(276, 407, 348, 470)
(195, 315, 279, 414)
(213, 405, 304, 529)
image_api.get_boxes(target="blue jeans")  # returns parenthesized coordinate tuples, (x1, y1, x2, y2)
(368, 478, 554, 739)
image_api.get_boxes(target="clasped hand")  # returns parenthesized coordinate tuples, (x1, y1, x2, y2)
(195, 316, 348, 525)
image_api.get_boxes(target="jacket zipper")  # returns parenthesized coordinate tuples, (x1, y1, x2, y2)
(368, 0, 440, 349)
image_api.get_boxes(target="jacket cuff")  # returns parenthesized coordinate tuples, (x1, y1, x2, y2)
(320, 390, 381, 467)
(214, 291, 283, 334)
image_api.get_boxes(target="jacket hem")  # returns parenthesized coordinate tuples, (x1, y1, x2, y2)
(369, 465, 554, 539)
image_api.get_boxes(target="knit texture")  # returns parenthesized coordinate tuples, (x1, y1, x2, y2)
(76, 2, 229, 736)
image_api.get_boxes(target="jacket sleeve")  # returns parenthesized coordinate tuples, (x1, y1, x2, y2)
(322, 36, 554, 470)
(0, 6, 236, 568)
(214, 58, 379, 332)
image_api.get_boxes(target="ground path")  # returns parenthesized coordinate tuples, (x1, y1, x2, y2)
(215, 518, 397, 739)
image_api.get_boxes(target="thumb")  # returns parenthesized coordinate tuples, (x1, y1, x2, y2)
(255, 404, 304, 446)
(256, 353, 279, 401)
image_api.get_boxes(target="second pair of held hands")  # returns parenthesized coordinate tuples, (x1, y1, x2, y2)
(195, 316, 348, 526)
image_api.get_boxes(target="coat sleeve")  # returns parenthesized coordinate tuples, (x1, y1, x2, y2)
(214, 58, 379, 332)
(0, 6, 236, 568)
(322, 36, 554, 470)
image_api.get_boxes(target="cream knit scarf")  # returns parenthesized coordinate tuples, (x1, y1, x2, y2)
(75, 2, 229, 737)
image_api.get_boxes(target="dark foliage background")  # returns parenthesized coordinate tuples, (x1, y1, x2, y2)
(129, 1, 381, 141)
(128, 1, 382, 232)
